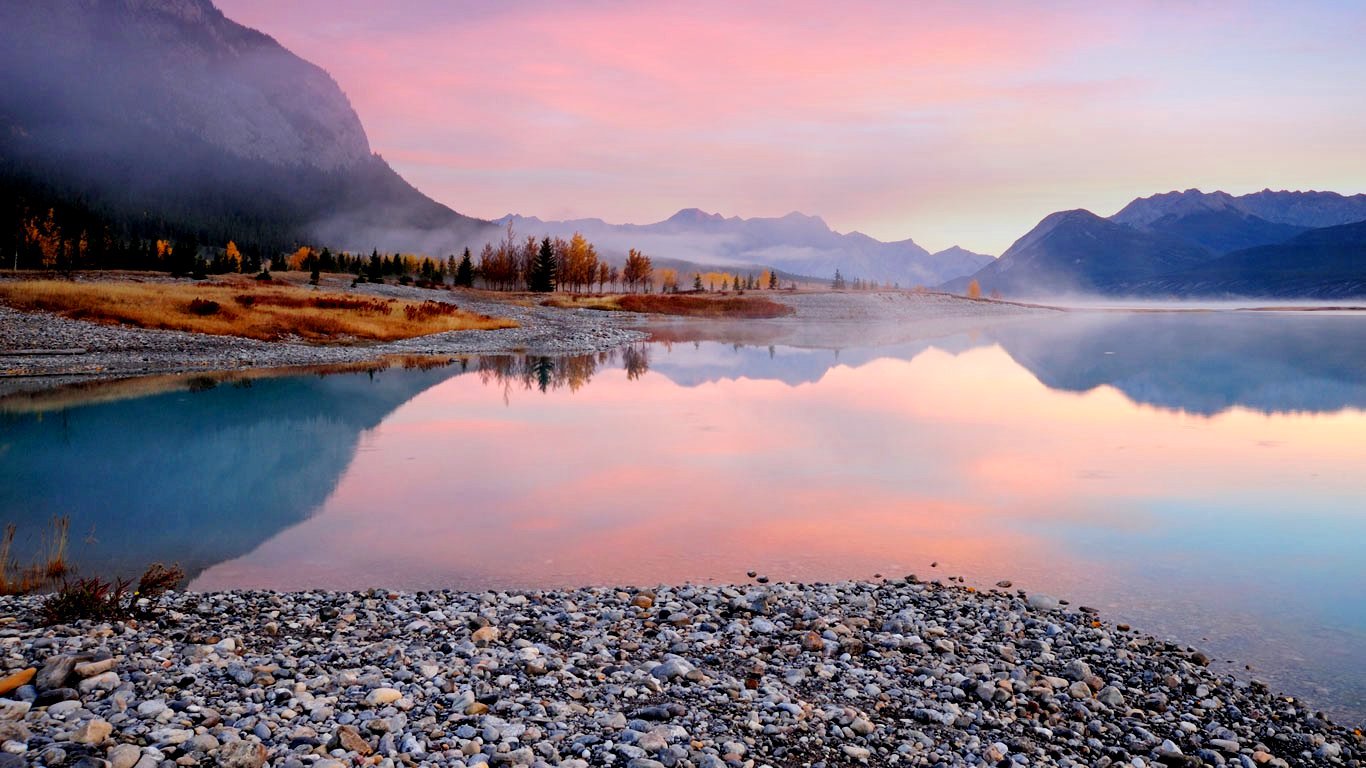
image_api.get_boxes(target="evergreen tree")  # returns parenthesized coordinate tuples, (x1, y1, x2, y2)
(367, 249, 383, 281)
(832, 269, 846, 289)
(454, 247, 475, 287)
(693, 273, 704, 291)
(529, 237, 556, 292)
(768, 270, 779, 289)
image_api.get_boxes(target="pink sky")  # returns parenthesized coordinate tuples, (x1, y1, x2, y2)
(217, 1, 1366, 254)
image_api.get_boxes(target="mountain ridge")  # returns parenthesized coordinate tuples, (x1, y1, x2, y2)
(494, 208, 992, 286)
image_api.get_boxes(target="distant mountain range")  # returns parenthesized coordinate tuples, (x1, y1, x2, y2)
(946, 189, 1366, 298)
(0, 0, 497, 257)
(496, 209, 993, 287)
(1, 2, 1361, 298)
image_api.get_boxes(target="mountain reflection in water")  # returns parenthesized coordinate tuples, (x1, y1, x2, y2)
(2, 311, 1365, 720)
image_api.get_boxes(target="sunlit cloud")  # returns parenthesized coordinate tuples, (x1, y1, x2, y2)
(217, 0, 1366, 254)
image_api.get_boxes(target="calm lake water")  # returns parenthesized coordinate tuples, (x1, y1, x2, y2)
(3, 310, 1365, 723)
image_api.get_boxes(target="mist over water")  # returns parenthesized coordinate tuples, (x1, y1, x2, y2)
(4, 311, 1366, 722)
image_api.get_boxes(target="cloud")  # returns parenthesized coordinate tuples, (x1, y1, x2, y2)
(217, 0, 1366, 253)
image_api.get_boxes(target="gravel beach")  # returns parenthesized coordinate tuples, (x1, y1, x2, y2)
(0, 283, 1048, 398)
(1, 578, 1359, 768)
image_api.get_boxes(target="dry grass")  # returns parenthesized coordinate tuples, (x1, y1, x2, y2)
(543, 293, 793, 319)
(0, 516, 70, 596)
(0, 277, 517, 343)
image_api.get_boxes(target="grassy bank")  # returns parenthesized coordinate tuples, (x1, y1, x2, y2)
(0, 277, 517, 343)
(543, 292, 794, 319)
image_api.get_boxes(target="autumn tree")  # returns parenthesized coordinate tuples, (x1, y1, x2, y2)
(966, 279, 982, 299)
(658, 267, 678, 293)
(622, 248, 653, 293)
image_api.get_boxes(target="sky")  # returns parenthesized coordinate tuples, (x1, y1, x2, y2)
(216, 1, 1366, 254)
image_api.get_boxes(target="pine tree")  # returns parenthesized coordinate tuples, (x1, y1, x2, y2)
(832, 269, 846, 289)
(529, 237, 556, 292)
(768, 270, 779, 290)
(693, 273, 703, 291)
(455, 247, 475, 288)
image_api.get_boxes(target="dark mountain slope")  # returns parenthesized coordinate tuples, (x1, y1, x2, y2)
(1117, 220, 1366, 298)
(946, 209, 1212, 296)
(0, 0, 495, 257)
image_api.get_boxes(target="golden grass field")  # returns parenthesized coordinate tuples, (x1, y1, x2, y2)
(0, 277, 517, 342)
(543, 292, 793, 319)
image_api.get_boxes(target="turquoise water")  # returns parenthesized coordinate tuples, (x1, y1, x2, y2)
(3, 311, 1365, 723)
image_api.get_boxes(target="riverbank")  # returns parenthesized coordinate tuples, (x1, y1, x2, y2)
(0, 278, 1049, 397)
(0, 579, 1359, 768)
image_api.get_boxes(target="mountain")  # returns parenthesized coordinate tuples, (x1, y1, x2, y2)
(1234, 189, 1366, 229)
(1111, 190, 1308, 254)
(943, 209, 1212, 296)
(0, 0, 495, 258)
(1116, 220, 1366, 298)
(496, 209, 992, 286)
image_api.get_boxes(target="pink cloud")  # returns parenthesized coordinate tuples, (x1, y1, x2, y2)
(216, 1, 1366, 253)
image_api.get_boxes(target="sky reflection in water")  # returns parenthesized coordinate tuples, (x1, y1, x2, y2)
(4, 312, 1365, 720)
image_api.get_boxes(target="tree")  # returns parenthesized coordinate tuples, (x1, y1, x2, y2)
(623, 248, 652, 293)
(455, 247, 475, 287)
(367, 249, 384, 282)
(528, 238, 556, 292)
(767, 269, 778, 290)
(692, 273, 703, 291)
(966, 279, 982, 299)
(596, 262, 610, 292)
(832, 269, 846, 290)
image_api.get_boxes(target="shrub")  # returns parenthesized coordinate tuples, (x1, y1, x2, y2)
(41, 562, 185, 625)
(255, 270, 272, 281)
(187, 298, 221, 316)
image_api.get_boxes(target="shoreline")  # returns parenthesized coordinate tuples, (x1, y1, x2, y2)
(0, 282, 1050, 398)
(1, 578, 1360, 768)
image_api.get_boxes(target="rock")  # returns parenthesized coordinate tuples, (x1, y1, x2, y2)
(73, 658, 117, 678)
(33, 687, 79, 707)
(218, 739, 267, 768)
(1062, 659, 1092, 682)
(364, 687, 402, 706)
(1096, 685, 1125, 708)
(0, 701, 29, 721)
(0, 670, 34, 697)
(842, 744, 871, 761)
(650, 658, 694, 681)
(78, 671, 120, 693)
(136, 699, 167, 718)
(108, 744, 141, 768)
(36, 656, 81, 690)
(630, 594, 654, 609)
(1027, 593, 1062, 612)
(850, 717, 875, 736)
(471, 626, 500, 644)
(751, 617, 776, 634)
(800, 631, 824, 652)
(73, 718, 113, 744)
(332, 724, 372, 755)
(1068, 681, 1092, 700)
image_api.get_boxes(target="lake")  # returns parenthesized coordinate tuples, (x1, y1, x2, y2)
(3, 309, 1365, 723)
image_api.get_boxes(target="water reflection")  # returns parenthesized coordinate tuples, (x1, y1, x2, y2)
(3, 312, 1366, 721)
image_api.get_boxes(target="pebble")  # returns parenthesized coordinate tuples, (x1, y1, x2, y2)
(0, 580, 1359, 767)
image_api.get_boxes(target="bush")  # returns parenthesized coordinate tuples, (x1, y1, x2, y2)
(187, 298, 220, 316)
(254, 270, 272, 282)
(41, 563, 184, 625)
